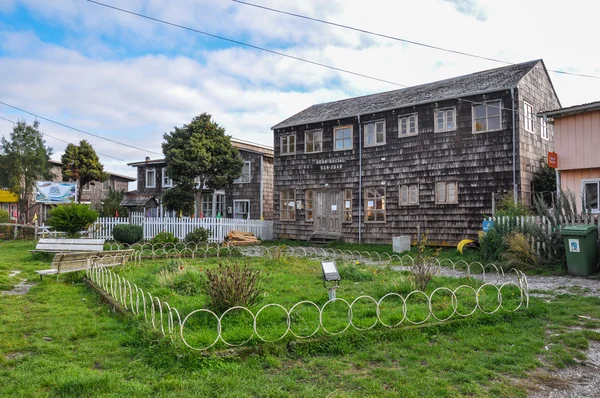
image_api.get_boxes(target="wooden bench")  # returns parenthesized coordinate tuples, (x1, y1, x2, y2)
(31, 238, 106, 253)
(35, 250, 134, 280)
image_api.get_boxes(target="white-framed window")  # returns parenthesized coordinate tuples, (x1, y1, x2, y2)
(201, 191, 226, 218)
(472, 100, 502, 133)
(162, 168, 172, 187)
(235, 161, 251, 183)
(305, 189, 314, 221)
(582, 179, 599, 213)
(364, 187, 385, 222)
(201, 193, 213, 217)
(305, 130, 322, 153)
(400, 184, 419, 206)
(334, 125, 353, 151)
(435, 181, 458, 204)
(364, 120, 386, 147)
(146, 168, 156, 188)
(524, 101, 534, 133)
(399, 113, 418, 137)
(435, 108, 456, 132)
(280, 189, 296, 221)
(540, 117, 549, 140)
(280, 134, 296, 155)
(233, 200, 250, 219)
(343, 189, 352, 222)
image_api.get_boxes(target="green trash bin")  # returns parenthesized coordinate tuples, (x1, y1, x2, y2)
(561, 225, 598, 276)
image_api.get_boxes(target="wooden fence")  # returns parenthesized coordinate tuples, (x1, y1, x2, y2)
(485, 214, 599, 255)
(486, 214, 599, 235)
(86, 213, 273, 243)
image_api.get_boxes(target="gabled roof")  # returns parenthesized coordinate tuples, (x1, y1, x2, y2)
(272, 60, 541, 130)
(129, 138, 274, 166)
(120, 194, 158, 207)
(538, 100, 600, 119)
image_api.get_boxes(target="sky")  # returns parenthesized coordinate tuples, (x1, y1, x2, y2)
(1, 0, 599, 184)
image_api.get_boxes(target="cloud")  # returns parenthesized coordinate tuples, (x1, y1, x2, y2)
(440, 0, 487, 21)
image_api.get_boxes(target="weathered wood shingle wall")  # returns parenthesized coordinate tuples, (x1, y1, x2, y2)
(274, 89, 545, 244)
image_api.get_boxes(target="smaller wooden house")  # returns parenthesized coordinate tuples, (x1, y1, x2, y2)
(272, 60, 561, 244)
(122, 139, 274, 219)
(539, 101, 600, 214)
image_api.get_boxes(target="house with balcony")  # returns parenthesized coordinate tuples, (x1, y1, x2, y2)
(272, 59, 560, 244)
(539, 101, 600, 214)
(122, 139, 274, 219)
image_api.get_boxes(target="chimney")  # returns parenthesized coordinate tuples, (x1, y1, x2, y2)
(145, 157, 150, 162)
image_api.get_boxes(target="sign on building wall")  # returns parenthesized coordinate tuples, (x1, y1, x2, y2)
(35, 182, 77, 203)
(548, 151, 558, 168)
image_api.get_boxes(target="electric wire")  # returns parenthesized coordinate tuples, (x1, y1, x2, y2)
(0, 114, 127, 161)
(232, 0, 600, 80)
(0, 100, 162, 156)
(86, 0, 408, 87)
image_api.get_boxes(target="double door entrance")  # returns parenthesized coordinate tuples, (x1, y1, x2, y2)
(314, 190, 342, 236)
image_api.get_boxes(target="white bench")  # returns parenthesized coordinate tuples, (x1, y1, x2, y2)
(35, 250, 134, 280)
(31, 238, 105, 253)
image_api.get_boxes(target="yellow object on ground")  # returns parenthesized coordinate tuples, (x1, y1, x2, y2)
(457, 239, 475, 254)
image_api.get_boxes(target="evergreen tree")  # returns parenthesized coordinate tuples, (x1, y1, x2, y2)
(61, 140, 108, 203)
(533, 157, 557, 206)
(162, 113, 243, 214)
(0, 120, 53, 223)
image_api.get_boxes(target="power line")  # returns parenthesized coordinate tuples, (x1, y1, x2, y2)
(232, 0, 600, 81)
(0, 100, 162, 156)
(86, 0, 408, 88)
(0, 114, 126, 161)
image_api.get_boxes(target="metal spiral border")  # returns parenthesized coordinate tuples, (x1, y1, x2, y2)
(85, 255, 529, 351)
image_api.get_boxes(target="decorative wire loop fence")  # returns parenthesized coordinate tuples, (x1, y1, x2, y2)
(85, 250, 530, 352)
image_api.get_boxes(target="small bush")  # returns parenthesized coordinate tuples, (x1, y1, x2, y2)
(150, 231, 179, 245)
(410, 260, 439, 291)
(0, 209, 9, 223)
(205, 263, 262, 313)
(46, 203, 99, 238)
(112, 224, 143, 245)
(184, 227, 212, 244)
(501, 232, 540, 270)
(171, 271, 205, 296)
(338, 263, 375, 282)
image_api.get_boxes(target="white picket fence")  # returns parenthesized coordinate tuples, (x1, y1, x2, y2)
(485, 214, 599, 255)
(87, 213, 273, 242)
(486, 214, 600, 236)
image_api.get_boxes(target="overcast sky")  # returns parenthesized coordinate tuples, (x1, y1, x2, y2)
(1, 0, 599, 181)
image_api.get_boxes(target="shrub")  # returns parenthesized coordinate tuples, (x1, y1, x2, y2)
(112, 224, 143, 245)
(47, 203, 99, 238)
(0, 209, 8, 223)
(171, 271, 205, 296)
(184, 227, 212, 244)
(205, 263, 262, 313)
(150, 231, 179, 245)
(501, 232, 540, 270)
(338, 263, 375, 282)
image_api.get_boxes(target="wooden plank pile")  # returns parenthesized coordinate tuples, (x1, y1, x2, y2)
(226, 230, 259, 245)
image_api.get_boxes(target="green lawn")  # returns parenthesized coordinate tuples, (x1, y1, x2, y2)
(1, 240, 599, 397)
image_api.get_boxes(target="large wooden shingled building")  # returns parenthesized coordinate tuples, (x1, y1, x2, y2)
(272, 60, 560, 244)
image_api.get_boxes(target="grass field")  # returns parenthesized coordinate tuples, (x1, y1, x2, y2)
(1, 240, 600, 397)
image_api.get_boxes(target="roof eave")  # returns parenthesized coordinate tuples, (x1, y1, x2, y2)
(538, 102, 600, 118)
(272, 86, 516, 130)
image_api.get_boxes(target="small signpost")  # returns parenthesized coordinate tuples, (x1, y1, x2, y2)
(321, 260, 341, 300)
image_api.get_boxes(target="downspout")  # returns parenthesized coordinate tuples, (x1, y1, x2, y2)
(260, 155, 264, 219)
(358, 114, 362, 244)
(511, 88, 517, 204)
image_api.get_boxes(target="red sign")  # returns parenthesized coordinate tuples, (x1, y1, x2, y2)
(548, 152, 558, 168)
